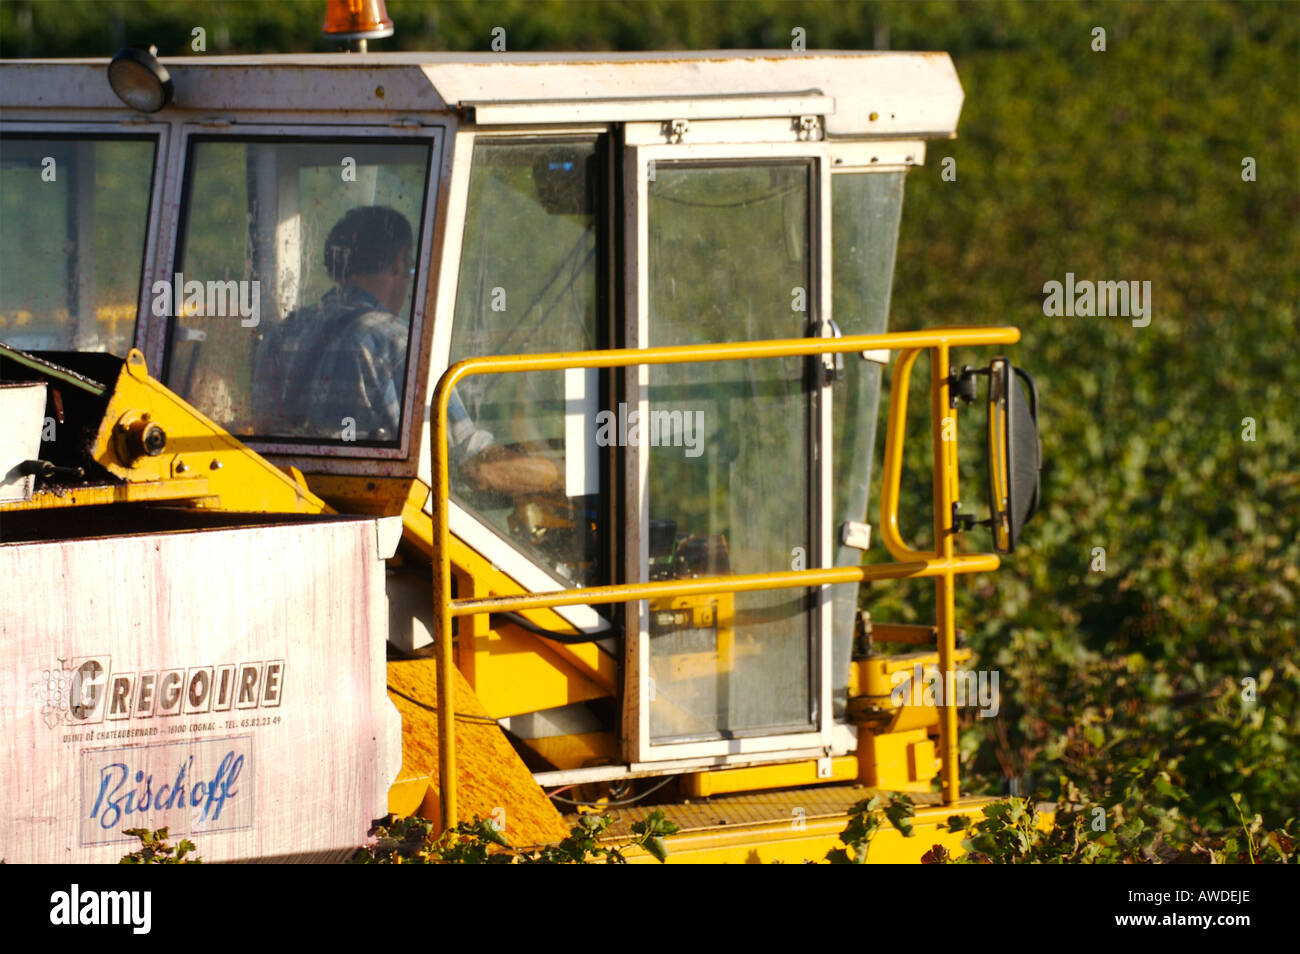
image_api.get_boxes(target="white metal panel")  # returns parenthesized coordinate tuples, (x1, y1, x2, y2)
(534, 745, 835, 787)
(465, 93, 834, 126)
(626, 117, 823, 146)
(830, 139, 927, 169)
(621, 141, 650, 761)
(422, 52, 962, 138)
(0, 51, 963, 140)
(417, 122, 471, 491)
(0, 383, 46, 504)
(0, 517, 397, 863)
(817, 144, 835, 749)
(564, 367, 600, 497)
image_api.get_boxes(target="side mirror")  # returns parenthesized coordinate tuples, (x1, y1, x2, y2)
(986, 357, 1041, 553)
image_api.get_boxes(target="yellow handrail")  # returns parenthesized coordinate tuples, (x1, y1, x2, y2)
(430, 326, 1019, 827)
(880, 348, 936, 563)
(452, 557, 999, 615)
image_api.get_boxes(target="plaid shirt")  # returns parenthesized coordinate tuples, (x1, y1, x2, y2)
(254, 286, 407, 442)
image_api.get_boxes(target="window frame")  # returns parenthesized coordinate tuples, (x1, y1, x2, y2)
(159, 123, 444, 462)
(623, 139, 837, 763)
(432, 125, 619, 638)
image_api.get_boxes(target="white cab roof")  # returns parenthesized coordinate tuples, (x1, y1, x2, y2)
(0, 50, 963, 139)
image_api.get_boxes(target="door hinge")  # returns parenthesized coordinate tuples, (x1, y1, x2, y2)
(840, 521, 872, 551)
(665, 118, 689, 144)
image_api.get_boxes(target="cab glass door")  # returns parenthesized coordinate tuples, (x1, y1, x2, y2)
(629, 143, 831, 758)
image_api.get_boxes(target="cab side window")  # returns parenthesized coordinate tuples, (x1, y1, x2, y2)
(0, 135, 156, 356)
(166, 137, 431, 445)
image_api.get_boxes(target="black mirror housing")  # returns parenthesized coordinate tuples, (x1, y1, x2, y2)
(986, 357, 1041, 553)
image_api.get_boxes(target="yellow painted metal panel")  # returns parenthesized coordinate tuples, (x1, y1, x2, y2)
(461, 620, 612, 718)
(909, 737, 938, 781)
(387, 777, 430, 818)
(859, 648, 972, 699)
(521, 731, 619, 771)
(860, 727, 938, 791)
(0, 478, 212, 511)
(685, 756, 859, 798)
(87, 350, 327, 514)
(598, 794, 1000, 864)
(397, 481, 618, 697)
(309, 474, 419, 517)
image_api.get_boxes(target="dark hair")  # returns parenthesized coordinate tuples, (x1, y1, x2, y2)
(324, 206, 413, 283)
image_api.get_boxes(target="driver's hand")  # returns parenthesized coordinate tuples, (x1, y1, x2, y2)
(460, 444, 563, 497)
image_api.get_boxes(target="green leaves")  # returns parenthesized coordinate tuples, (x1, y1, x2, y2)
(630, 809, 681, 864)
(827, 793, 915, 864)
(921, 787, 1300, 864)
(883, 796, 917, 838)
(860, 0, 1300, 859)
(119, 828, 201, 864)
(351, 809, 680, 864)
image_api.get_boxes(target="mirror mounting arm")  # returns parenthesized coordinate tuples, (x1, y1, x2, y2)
(950, 500, 991, 535)
(948, 364, 986, 408)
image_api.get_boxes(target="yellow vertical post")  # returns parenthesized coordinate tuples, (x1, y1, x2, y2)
(431, 374, 458, 831)
(930, 344, 961, 805)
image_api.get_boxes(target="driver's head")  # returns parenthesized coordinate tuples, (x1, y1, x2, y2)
(324, 206, 414, 313)
(325, 206, 413, 282)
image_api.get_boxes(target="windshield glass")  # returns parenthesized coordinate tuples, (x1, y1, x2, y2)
(167, 137, 432, 445)
(0, 134, 156, 355)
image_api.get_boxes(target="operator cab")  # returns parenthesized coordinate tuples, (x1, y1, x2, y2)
(1, 49, 976, 776)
